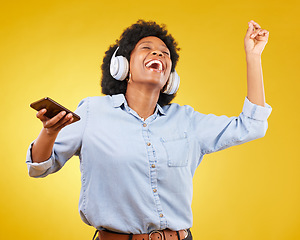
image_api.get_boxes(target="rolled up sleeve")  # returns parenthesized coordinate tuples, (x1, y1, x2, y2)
(190, 97, 272, 155)
(26, 142, 55, 177)
(242, 97, 272, 121)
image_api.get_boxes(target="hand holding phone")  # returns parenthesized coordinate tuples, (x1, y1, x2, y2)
(30, 97, 80, 133)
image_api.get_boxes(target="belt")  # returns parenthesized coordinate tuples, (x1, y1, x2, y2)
(98, 229, 189, 240)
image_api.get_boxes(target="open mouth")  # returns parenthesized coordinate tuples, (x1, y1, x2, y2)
(145, 59, 164, 72)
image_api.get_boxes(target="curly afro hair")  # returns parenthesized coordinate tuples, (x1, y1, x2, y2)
(101, 20, 180, 106)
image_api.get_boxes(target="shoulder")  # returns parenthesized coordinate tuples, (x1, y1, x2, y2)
(77, 95, 114, 108)
(162, 102, 197, 118)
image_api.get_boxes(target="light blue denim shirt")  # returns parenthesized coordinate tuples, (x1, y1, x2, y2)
(26, 94, 272, 234)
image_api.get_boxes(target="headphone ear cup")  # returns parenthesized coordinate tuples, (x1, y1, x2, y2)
(163, 70, 180, 95)
(110, 47, 129, 81)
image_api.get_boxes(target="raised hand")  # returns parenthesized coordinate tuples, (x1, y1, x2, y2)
(244, 20, 269, 56)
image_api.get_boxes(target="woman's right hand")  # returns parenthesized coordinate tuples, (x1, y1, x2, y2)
(36, 109, 74, 136)
(31, 109, 74, 163)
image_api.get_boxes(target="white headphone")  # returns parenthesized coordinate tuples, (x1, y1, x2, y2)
(110, 47, 180, 95)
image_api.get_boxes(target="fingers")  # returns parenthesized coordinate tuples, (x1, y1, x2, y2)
(246, 21, 256, 38)
(251, 29, 269, 39)
(247, 20, 269, 39)
(36, 109, 49, 122)
(36, 108, 75, 133)
(249, 20, 261, 29)
(43, 111, 67, 128)
(247, 20, 261, 34)
(51, 113, 73, 130)
(54, 115, 74, 131)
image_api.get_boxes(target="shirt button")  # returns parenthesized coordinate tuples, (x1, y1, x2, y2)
(153, 189, 157, 193)
(151, 164, 156, 168)
(159, 213, 164, 218)
(143, 123, 147, 127)
(147, 142, 151, 146)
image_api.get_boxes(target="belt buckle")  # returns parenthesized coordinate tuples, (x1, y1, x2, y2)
(183, 229, 188, 239)
(149, 230, 164, 240)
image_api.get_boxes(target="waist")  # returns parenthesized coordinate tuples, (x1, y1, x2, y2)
(98, 229, 189, 240)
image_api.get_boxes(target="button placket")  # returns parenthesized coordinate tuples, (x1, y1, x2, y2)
(141, 120, 166, 228)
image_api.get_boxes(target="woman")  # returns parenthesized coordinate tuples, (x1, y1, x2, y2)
(26, 20, 272, 240)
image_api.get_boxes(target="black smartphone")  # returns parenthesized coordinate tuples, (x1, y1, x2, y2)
(30, 97, 81, 123)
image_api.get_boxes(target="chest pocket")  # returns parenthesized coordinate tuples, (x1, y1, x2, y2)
(160, 132, 189, 167)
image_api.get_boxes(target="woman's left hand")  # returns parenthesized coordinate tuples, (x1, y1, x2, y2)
(244, 20, 269, 56)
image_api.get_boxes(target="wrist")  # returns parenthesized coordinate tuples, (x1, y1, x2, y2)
(246, 54, 261, 64)
(246, 52, 261, 60)
(41, 127, 59, 138)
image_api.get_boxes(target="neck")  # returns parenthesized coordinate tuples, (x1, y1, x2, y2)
(125, 84, 160, 120)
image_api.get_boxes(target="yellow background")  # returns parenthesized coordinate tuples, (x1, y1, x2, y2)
(1, 0, 299, 239)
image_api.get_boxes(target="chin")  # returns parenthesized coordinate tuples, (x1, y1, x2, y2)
(143, 75, 167, 88)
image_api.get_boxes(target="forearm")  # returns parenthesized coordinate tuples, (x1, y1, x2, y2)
(246, 54, 265, 107)
(31, 128, 58, 163)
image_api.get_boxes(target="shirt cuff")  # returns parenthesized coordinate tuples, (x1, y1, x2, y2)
(242, 97, 272, 121)
(26, 142, 54, 172)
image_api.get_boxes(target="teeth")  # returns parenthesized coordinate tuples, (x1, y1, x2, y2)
(146, 60, 163, 71)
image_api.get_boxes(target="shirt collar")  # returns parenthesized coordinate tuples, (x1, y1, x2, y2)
(112, 94, 126, 108)
(156, 103, 166, 115)
(111, 94, 166, 116)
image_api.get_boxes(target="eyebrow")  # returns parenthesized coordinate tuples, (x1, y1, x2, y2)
(138, 41, 169, 49)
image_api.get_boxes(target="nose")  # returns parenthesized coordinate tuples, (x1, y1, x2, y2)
(151, 51, 163, 57)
